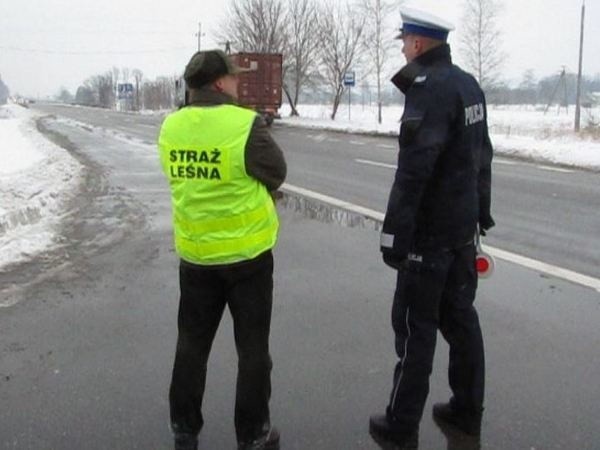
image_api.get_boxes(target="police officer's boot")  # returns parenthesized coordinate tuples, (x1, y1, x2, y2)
(237, 426, 280, 450)
(369, 414, 418, 449)
(432, 402, 482, 436)
(174, 432, 198, 450)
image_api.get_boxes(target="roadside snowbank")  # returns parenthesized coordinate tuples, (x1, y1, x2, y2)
(0, 104, 83, 269)
(278, 104, 600, 170)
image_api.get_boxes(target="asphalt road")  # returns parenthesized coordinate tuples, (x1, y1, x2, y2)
(272, 128, 600, 282)
(1, 105, 599, 449)
(31, 103, 600, 280)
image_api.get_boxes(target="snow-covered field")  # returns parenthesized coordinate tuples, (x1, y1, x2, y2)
(0, 104, 83, 270)
(279, 103, 600, 170)
(1, 101, 599, 273)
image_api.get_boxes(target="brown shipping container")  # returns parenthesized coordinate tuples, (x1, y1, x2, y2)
(230, 53, 282, 120)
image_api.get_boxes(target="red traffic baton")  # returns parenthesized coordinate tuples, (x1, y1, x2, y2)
(475, 229, 495, 279)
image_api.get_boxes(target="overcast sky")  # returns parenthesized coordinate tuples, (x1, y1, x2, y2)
(0, 0, 597, 98)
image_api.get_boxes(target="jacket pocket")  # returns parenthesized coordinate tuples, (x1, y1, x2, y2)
(399, 116, 422, 146)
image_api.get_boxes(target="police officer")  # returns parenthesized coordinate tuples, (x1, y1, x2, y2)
(369, 8, 494, 448)
(158, 50, 286, 450)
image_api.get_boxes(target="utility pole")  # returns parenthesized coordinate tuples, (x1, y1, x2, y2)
(544, 67, 567, 115)
(575, 0, 585, 132)
(196, 22, 205, 51)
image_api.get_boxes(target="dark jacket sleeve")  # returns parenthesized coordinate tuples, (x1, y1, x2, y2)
(244, 115, 287, 191)
(380, 83, 451, 260)
(478, 103, 495, 231)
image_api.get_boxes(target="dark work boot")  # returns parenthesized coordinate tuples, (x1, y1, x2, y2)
(369, 414, 418, 449)
(174, 432, 198, 450)
(432, 402, 482, 436)
(237, 426, 280, 450)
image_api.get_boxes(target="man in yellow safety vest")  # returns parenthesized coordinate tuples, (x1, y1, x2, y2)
(158, 49, 286, 450)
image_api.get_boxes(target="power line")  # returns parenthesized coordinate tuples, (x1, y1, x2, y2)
(0, 45, 191, 55)
(0, 29, 188, 36)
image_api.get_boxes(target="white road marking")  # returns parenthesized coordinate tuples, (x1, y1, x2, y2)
(377, 144, 396, 149)
(349, 140, 366, 146)
(486, 247, 600, 292)
(536, 165, 574, 173)
(357, 157, 574, 178)
(139, 124, 156, 129)
(282, 183, 384, 221)
(494, 159, 518, 165)
(281, 182, 600, 293)
(309, 134, 327, 142)
(355, 159, 396, 169)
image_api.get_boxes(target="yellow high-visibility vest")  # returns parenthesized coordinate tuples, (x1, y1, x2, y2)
(158, 104, 279, 265)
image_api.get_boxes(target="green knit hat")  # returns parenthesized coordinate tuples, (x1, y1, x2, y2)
(183, 49, 247, 88)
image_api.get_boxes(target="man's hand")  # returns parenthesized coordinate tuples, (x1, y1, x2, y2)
(479, 216, 495, 236)
(270, 190, 283, 202)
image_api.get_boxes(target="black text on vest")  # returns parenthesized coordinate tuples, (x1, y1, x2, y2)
(169, 149, 223, 180)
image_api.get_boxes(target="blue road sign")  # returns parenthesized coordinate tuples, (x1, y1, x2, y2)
(117, 83, 134, 99)
(343, 71, 356, 87)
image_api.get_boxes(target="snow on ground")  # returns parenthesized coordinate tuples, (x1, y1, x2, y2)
(0, 103, 83, 270)
(279, 103, 600, 170)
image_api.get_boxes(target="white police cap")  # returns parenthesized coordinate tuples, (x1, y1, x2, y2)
(397, 7, 455, 41)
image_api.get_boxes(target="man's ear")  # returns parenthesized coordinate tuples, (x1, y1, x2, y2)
(413, 37, 423, 55)
(213, 78, 224, 93)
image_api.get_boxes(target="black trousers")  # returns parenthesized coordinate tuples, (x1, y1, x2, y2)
(387, 242, 485, 430)
(169, 251, 274, 442)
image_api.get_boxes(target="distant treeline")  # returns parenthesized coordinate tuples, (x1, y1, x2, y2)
(297, 71, 600, 108)
(486, 72, 600, 106)
(58, 68, 600, 112)
(57, 68, 178, 111)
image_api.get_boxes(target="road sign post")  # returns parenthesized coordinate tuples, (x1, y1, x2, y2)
(117, 83, 135, 111)
(343, 71, 356, 121)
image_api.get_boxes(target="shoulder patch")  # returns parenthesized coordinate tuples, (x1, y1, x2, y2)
(414, 75, 427, 84)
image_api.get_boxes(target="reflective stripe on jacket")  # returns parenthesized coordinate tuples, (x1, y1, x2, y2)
(158, 104, 279, 265)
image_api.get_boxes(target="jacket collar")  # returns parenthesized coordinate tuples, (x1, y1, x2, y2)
(391, 44, 452, 94)
(188, 87, 238, 106)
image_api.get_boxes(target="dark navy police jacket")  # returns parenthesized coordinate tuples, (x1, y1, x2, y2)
(381, 44, 494, 263)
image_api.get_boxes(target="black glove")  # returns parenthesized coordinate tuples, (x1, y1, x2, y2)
(479, 216, 495, 236)
(382, 251, 406, 270)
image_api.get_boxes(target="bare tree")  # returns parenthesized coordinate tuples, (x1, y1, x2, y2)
(132, 69, 144, 110)
(55, 87, 73, 103)
(142, 76, 177, 110)
(283, 0, 320, 116)
(121, 67, 130, 84)
(86, 72, 114, 108)
(316, 0, 365, 120)
(359, 0, 396, 123)
(459, 0, 505, 90)
(220, 0, 323, 117)
(111, 66, 120, 83)
(75, 86, 95, 105)
(220, 0, 288, 53)
(519, 69, 536, 89)
(111, 66, 121, 98)
(518, 69, 537, 106)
